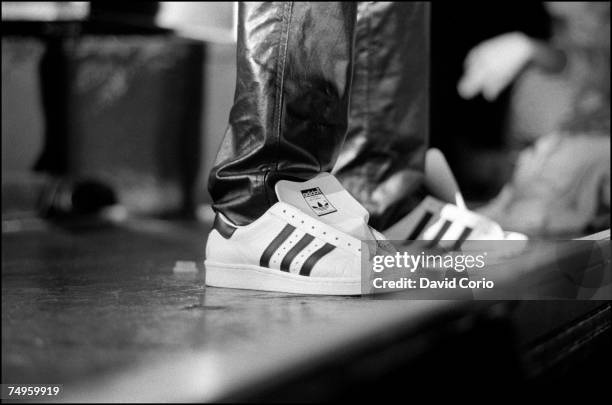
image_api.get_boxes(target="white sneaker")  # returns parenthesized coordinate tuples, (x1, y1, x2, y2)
(384, 148, 527, 247)
(205, 173, 387, 295)
(384, 195, 527, 245)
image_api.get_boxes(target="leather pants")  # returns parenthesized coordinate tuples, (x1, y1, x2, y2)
(208, 2, 429, 230)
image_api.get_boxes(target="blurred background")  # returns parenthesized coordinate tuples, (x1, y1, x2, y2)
(2, 1, 610, 236)
(2, 2, 235, 224)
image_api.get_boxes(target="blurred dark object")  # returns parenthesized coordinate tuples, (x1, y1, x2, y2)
(56, 36, 203, 216)
(89, 2, 160, 25)
(38, 177, 117, 219)
(3, 9, 203, 217)
(34, 34, 70, 175)
(87, 2, 166, 35)
(430, 3, 552, 201)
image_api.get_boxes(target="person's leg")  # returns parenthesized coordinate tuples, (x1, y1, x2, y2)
(333, 2, 430, 231)
(209, 2, 358, 226)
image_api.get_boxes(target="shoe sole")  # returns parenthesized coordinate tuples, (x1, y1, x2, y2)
(204, 261, 362, 296)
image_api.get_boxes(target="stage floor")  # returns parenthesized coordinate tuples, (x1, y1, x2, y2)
(2, 217, 610, 401)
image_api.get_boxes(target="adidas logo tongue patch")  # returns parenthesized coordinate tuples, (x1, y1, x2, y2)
(301, 187, 337, 216)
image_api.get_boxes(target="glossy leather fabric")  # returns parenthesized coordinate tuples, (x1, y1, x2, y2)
(334, 2, 429, 230)
(209, 2, 429, 229)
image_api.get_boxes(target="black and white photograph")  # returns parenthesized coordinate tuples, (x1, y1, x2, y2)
(2, 1, 610, 402)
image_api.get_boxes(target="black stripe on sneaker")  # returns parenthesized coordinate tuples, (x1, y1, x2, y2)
(427, 219, 452, 248)
(280, 234, 315, 272)
(406, 211, 434, 240)
(260, 224, 296, 268)
(299, 243, 336, 276)
(452, 226, 473, 250)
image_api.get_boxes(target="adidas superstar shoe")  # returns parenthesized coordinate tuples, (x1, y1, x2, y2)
(204, 173, 389, 295)
(384, 148, 527, 249)
(384, 195, 527, 244)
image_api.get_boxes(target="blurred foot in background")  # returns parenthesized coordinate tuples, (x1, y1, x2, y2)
(37, 176, 118, 221)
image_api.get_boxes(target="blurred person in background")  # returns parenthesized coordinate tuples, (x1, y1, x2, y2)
(459, 2, 610, 237)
